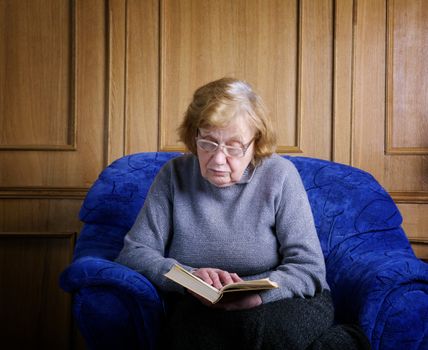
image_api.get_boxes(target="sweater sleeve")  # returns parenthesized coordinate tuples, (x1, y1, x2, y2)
(115, 162, 190, 293)
(246, 161, 329, 303)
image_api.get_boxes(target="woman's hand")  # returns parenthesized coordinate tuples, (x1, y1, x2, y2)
(189, 268, 263, 310)
(192, 267, 242, 289)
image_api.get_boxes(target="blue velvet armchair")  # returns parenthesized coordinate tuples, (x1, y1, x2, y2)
(60, 152, 428, 350)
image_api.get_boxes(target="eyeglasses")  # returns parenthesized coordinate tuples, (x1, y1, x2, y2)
(196, 136, 254, 158)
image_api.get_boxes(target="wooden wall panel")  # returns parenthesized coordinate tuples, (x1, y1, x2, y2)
(386, 0, 428, 154)
(126, 0, 159, 154)
(353, 0, 428, 191)
(158, 0, 335, 159)
(352, 0, 386, 180)
(299, 0, 333, 159)
(352, 0, 428, 257)
(333, 0, 354, 164)
(397, 203, 428, 260)
(0, 199, 83, 232)
(0, 1, 107, 348)
(0, 0, 107, 188)
(0, 198, 83, 348)
(107, 0, 127, 163)
(0, 0, 74, 150)
(0, 232, 75, 349)
(160, 0, 297, 152)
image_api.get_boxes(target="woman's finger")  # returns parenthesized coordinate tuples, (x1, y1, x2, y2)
(208, 270, 224, 289)
(230, 272, 242, 283)
(218, 270, 234, 286)
(193, 269, 213, 286)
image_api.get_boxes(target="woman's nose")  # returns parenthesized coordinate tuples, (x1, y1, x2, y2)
(212, 146, 227, 164)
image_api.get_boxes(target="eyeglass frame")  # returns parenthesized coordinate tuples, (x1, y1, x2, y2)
(195, 132, 254, 158)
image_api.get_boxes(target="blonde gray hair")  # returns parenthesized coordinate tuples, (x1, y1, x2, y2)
(178, 77, 276, 164)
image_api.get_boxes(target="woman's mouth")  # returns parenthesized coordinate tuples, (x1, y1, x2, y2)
(209, 169, 228, 176)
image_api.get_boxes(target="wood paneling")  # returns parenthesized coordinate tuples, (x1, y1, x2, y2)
(299, 0, 333, 159)
(0, 0, 74, 150)
(126, 0, 159, 154)
(0, 0, 107, 188)
(397, 203, 428, 260)
(107, 0, 127, 163)
(352, 0, 428, 257)
(159, 0, 334, 159)
(0, 1, 106, 348)
(386, 0, 428, 154)
(108, 0, 160, 159)
(0, 199, 83, 232)
(0, 232, 75, 349)
(333, 0, 354, 164)
(0, 187, 87, 199)
(0, 198, 82, 348)
(352, 0, 386, 180)
(353, 0, 428, 192)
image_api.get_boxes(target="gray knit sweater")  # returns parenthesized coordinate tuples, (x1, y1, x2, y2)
(115, 154, 329, 303)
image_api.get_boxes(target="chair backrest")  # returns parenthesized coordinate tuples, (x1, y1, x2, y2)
(74, 152, 404, 261)
(289, 156, 403, 255)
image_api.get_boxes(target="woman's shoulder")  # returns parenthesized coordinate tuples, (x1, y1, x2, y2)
(255, 154, 304, 189)
(167, 153, 197, 169)
(150, 154, 197, 191)
(259, 154, 298, 174)
(159, 153, 199, 181)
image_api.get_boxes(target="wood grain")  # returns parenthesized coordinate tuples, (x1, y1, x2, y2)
(352, 0, 427, 257)
(0, 0, 107, 188)
(126, 0, 159, 154)
(299, 0, 333, 159)
(0, 232, 75, 348)
(398, 203, 428, 261)
(0, 0, 74, 150)
(160, 0, 308, 154)
(107, 0, 126, 163)
(386, 0, 428, 154)
(333, 0, 354, 164)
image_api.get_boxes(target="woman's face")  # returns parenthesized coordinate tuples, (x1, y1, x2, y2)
(196, 116, 255, 187)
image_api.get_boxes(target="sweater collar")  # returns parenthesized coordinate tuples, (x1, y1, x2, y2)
(237, 162, 257, 184)
(193, 155, 258, 186)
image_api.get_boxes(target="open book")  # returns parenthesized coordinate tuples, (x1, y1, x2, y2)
(164, 264, 278, 304)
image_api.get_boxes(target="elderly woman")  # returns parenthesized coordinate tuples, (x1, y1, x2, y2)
(116, 78, 369, 349)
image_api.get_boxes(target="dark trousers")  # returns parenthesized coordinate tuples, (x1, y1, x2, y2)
(159, 291, 370, 350)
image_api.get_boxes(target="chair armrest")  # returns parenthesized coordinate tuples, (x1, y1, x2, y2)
(60, 257, 164, 350)
(326, 228, 428, 350)
(60, 256, 159, 299)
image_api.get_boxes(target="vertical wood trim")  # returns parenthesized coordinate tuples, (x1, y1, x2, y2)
(351, 0, 387, 178)
(159, 0, 166, 152)
(125, 0, 159, 154)
(299, 0, 334, 159)
(106, 0, 126, 164)
(385, 0, 394, 156)
(296, 0, 303, 154)
(124, 0, 131, 155)
(275, 0, 302, 155)
(69, 0, 78, 151)
(350, 0, 357, 166)
(333, 0, 354, 164)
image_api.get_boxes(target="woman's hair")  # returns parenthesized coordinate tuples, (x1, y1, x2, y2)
(178, 77, 277, 164)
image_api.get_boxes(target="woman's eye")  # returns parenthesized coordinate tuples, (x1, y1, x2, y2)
(227, 141, 243, 148)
